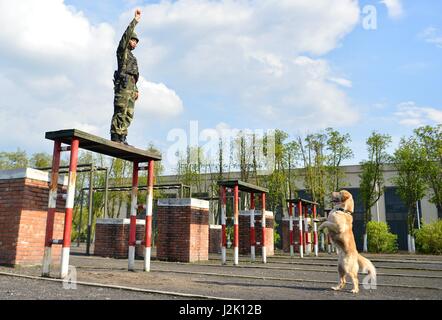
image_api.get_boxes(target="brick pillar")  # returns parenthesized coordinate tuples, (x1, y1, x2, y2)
(94, 219, 145, 258)
(0, 168, 67, 266)
(157, 199, 209, 263)
(209, 225, 222, 254)
(239, 210, 274, 256)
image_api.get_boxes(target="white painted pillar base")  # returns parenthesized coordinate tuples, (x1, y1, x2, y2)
(221, 247, 227, 265)
(320, 233, 325, 252)
(262, 246, 267, 264)
(60, 247, 70, 279)
(411, 236, 416, 253)
(363, 233, 368, 252)
(251, 246, 255, 262)
(128, 246, 136, 271)
(234, 247, 239, 265)
(144, 247, 151, 272)
(42, 247, 52, 277)
(290, 245, 294, 257)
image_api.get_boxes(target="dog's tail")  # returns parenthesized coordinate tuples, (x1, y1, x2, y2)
(358, 254, 377, 289)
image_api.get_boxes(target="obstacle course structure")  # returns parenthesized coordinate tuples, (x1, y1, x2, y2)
(41, 129, 161, 278)
(218, 180, 269, 265)
(286, 198, 320, 258)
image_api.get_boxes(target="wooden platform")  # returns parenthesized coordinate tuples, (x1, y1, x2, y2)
(45, 129, 161, 163)
(218, 179, 269, 194)
(287, 198, 319, 206)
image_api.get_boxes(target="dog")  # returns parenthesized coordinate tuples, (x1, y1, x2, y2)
(318, 190, 376, 293)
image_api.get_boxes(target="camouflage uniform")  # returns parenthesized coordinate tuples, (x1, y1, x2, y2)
(110, 18, 140, 140)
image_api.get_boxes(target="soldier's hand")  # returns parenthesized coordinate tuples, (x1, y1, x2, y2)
(135, 9, 142, 22)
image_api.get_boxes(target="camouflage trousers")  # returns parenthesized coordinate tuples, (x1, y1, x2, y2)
(110, 89, 137, 136)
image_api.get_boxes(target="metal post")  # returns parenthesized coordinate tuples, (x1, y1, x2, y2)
(289, 201, 294, 257)
(250, 192, 256, 262)
(416, 201, 421, 229)
(233, 184, 239, 266)
(60, 138, 80, 279)
(313, 204, 318, 257)
(104, 168, 109, 218)
(144, 160, 154, 272)
(77, 190, 84, 247)
(128, 161, 139, 271)
(42, 140, 61, 277)
(304, 205, 310, 255)
(261, 193, 267, 264)
(86, 165, 94, 256)
(221, 186, 227, 265)
(298, 200, 304, 258)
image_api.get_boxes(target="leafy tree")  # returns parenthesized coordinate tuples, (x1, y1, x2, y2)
(30, 152, 52, 168)
(414, 125, 442, 213)
(0, 149, 28, 169)
(391, 137, 427, 234)
(359, 132, 392, 225)
(298, 132, 327, 209)
(325, 128, 353, 192)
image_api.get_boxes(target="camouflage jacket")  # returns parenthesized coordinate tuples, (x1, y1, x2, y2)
(116, 18, 139, 91)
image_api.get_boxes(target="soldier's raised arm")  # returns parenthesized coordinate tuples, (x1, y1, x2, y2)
(117, 9, 142, 53)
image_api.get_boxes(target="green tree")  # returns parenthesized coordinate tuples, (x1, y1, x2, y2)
(0, 149, 28, 169)
(414, 125, 442, 213)
(392, 137, 427, 237)
(359, 132, 392, 250)
(298, 132, 327, 209)
(325, 128, 353, 192)
(30, 152, 52, 168)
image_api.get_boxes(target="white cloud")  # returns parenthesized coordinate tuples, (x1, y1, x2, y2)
(131, 0, 361, 131)
(136, 77, 184, 117)
(395, 101, 442, 127)
(380, 0, 404, 19)
(0, 0, 184, 153)
(419, 27, 442, 48)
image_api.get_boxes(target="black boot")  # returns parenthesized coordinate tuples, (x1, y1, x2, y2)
(111, 133, 121, 142)
(120, 135, 129, 146)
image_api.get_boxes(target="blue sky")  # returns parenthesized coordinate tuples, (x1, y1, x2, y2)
(0, 0, 441, 173)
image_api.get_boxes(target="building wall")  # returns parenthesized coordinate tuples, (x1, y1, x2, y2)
(159, 164, 440, 251)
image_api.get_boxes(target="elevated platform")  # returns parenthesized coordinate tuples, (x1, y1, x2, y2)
(45, 129, 161, 163)
(287, 198, 320, 206)
(218, 179, 269, 194)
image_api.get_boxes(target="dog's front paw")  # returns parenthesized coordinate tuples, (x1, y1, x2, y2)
(331, 286, 341, 291)
(351, 288, 359, 294)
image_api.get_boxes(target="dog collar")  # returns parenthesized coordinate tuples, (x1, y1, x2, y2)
(337, 208, 353, 214)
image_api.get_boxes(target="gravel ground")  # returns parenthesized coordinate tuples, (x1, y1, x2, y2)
(1, 251, 441, 300)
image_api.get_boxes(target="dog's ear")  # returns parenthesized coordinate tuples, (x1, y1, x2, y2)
(340, 190, 352, 201)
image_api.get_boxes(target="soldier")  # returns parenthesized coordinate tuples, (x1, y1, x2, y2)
(110, 9, 142, 145)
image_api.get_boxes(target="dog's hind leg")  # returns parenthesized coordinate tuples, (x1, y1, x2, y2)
(350, 271, 359, 294)
(332, 265, 346, 291)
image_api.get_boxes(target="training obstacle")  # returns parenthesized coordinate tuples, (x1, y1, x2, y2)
(218, 180, 269, 265)
(41, 129, 161, 278)
(286, 198, 320, 258)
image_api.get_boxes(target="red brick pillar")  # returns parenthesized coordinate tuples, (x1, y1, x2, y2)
(209, 225, 222, 254)
(239, 210, 274, 256)
(94, 219, 145, 258)
(157, 199, 209, 263)
(0, 168, 67, 266)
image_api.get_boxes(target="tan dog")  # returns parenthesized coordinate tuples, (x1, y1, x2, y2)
(318, 190, 376, 293)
